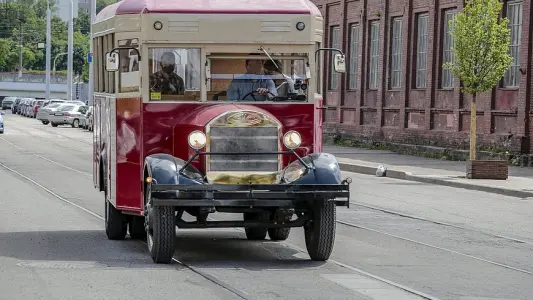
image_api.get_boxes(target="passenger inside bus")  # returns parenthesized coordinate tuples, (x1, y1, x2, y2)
(149, 51, 185, 95)
(226, 54, 278, 101)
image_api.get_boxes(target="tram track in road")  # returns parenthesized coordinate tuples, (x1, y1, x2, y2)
(349, 201, 533, 246)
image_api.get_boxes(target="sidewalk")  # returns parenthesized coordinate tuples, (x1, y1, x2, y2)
(324, 145, 533, 198)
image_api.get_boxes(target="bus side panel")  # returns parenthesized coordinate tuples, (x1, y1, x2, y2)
(115, 97, 143, 212)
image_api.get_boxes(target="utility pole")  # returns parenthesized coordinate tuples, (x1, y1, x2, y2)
(45, 0, 52, 100)
(67, 0, 74, 100)
(88, 0, 95, 106)
(18, 16, 23, 78)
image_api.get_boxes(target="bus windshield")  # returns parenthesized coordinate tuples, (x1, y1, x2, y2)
(147, 49, 309, 102)
(208, 53, 309, 102)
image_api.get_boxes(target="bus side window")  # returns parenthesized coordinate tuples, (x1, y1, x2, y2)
(118, 46, 140, 93)
(148, 48, 201, 101)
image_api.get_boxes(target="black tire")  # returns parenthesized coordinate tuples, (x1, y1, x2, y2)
(41, 120, 49, 125)
(243, 212, 268, 240)
(105, 196, 127, 240)
(147, 206, 175, 263)
(268, 227, 291, 241)
(304, 198, 336, 261)
(51, 122, 58, 127)
(72, 119, 79, 128)
(128, 216, 146, 240)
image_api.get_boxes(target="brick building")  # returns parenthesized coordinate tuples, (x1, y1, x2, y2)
(312, 0, 532, 154)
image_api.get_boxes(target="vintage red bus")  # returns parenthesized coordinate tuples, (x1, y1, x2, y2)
(92, 0, 351, 264)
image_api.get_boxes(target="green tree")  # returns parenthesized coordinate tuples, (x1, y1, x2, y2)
(444, 0, 513, 160)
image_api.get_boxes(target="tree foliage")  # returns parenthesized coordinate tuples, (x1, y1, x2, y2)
(0, 0, 116, 81)
(444, 0, 513, 96)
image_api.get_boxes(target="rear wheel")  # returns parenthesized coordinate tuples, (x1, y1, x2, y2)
(268, 227, 291, 241)
(41, 120, 49, 125)
(304, 197, 336, 261)
(145, 187, 175, 264)
(105, 194, 127, 240)
(72, 119, 79, 128)
(243, 212, 268, 240)
(128, 216, 146, 240)
(51, 122, 58, 127)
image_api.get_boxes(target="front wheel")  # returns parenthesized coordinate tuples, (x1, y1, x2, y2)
(72, 119, 79, 128)
(41, 120, 49, 125)
(145, 190, 175, 264)
(51, 122, 58, 127)
(304, 198, 336, 261)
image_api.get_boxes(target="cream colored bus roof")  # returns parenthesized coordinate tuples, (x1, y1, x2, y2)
(95, 0, 321, 23)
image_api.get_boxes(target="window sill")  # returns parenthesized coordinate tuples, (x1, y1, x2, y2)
(498, 87, 519, 91)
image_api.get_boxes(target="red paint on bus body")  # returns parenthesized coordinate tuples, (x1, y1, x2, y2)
(112, 99, 320, 212)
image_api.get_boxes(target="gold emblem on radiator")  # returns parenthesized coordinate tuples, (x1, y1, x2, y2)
(210, 110, 279, 127)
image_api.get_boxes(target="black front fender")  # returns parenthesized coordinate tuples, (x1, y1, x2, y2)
(144, 154, 204, 198)
(281, 153, 343, 185)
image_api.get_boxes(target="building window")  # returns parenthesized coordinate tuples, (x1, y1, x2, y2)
(390, 17, 403, 89)
(503, 1, 523, 88)
(329, 26, 340, 90)
(348, 24, 360, 89)
(441, 9, 456, 89)
(369, 21, 380, 89)
(415, 14, 429, 88)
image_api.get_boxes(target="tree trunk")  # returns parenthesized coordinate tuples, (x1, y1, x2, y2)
(469, 94, 477, 160)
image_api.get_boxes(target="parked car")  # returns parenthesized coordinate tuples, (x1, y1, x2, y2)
(48, 104, 88, 128)
(2, 97, 16, 110)
(79, 106, 93, 130)
(36, 102, 65, 125)
(0, 111, 5, 133)
(11, 98, 21, 114)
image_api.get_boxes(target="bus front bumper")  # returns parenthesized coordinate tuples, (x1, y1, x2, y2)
(149, 183, 351, 208)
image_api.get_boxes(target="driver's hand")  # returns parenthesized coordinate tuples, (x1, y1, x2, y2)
(254, 88, 269, 95)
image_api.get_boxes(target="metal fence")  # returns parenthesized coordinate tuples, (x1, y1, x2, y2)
(0, 73, 68, 84)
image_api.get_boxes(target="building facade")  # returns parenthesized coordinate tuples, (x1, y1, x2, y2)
(312, 0, 532, 153)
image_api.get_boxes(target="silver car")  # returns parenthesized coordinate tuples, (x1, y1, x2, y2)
(48, 104, 88, 128)
(37, 102, 65, 125)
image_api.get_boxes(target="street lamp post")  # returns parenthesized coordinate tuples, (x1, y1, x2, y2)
(53, 52, 68, 76)
(45, 0, 51, 100)
(67, 0, 74, 101)
(88, 0, 95, 106)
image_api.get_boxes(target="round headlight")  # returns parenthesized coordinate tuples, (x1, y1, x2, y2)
(188, 131, 207, 150)
(296, 22, 305, 31)
(283, 131, 302, 149)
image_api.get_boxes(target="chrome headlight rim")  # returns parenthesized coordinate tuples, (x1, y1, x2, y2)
(188, 130, 207, 150)
(283, 130, 302, 150)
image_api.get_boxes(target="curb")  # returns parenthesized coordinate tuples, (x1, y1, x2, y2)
(338, 162, 533, 199)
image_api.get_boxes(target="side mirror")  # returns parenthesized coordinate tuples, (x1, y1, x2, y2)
(105, 52, 119, 72)
(334, 54, 346, 73)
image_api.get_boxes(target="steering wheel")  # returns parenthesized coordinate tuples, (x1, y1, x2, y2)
(241, 90, 277, 101)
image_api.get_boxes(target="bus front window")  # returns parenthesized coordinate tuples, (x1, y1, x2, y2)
(208, 53, 309, 102)
(148, 48, 201, 101)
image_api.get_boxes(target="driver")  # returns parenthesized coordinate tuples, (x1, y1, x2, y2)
(149, 51, 185, 95)
(226, 54, 277, 101)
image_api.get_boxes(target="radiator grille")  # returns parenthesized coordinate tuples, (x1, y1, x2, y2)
(208, 126, 279, 172)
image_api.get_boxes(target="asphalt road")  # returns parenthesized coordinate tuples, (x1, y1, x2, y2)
(1, 111, 532, 300)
